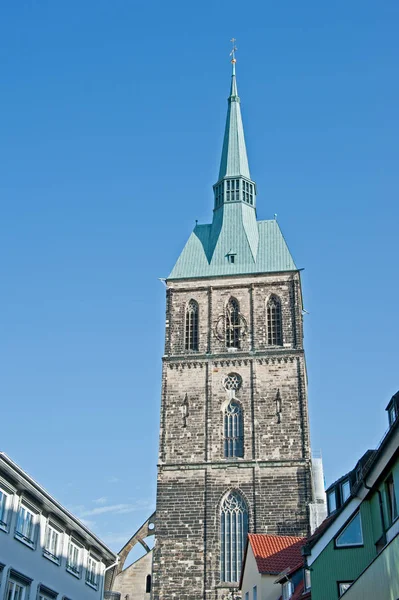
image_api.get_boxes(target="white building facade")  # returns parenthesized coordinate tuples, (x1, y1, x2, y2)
(0, 453, 118, 600)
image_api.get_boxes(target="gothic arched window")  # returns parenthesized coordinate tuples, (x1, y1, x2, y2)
(224, 401, 244, 458)
(267, 295, 283, 346)
(145, 574, 151, 593)
(220, 491, 248, 582)
(226, 297, 241, 349)
(185, 300, 199, 351)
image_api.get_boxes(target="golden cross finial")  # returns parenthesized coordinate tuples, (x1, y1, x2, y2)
(230, 38, 237, 64)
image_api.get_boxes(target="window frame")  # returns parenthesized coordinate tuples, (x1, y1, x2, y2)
(43, 520, 63, 565)
(225, 297, 241, 349)
(6, 571, 33, 600)
(66, 537, 83, 578)
(282, 580, 294, 600)
(385, 473, 398, 525)
(327, 489, 337, 514)
(220, 490, 248, 583)
(304, 568, 311, 590)
(86, 554, 100, 590)
(223, 400, 244, 459)
(340, 479, 351, 504)
(14, 499, 39, 549)
(0, 480, 14, 533)
(266, 294, 283, 346)
(184, 299, 199, 352)
(38, 584, 58, 600)
(335, 511, 363, 548)
(338, 581, 352, 596)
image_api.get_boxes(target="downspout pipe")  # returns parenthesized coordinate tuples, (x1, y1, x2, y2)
(101, 557, 120, 600)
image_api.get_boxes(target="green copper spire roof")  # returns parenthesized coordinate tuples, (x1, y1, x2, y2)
(218, 60, 251, 180)
(167, 47, 297, 281)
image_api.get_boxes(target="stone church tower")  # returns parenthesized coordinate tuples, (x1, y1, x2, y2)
(152, 56, 316, 600)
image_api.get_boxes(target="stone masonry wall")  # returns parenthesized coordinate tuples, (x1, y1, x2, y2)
(152, 272, 312, 600)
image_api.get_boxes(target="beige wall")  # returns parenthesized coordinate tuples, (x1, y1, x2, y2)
(113, 550, 152, 600)
(241, 546, 281, 600)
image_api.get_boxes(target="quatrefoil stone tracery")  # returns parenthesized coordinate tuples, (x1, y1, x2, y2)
(223, 373, 242, 392)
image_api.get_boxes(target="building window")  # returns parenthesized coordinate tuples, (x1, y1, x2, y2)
(15, 503, 37, 547)
(0, 486, 11, 531)
(38, 585, 58, 600)
(282, 581, 294, 600)
(304, 568, 311, 589)
(185, 300, 199, 351)
(220, 491, 248, 582)
(253, 586, 257, 600)
(145, 574, 151, 593)
(267, 295, 283, 346)
(388, 403, 397, 427)
(327, 489, 337, 514)
(44, 522, 61, 564)
(67, 539, 81, 577)
(385, 474, 398, 524)
(335, 512, 363, 547)
(6, 576, 30, 600)
(245, 594, 249, 600)
(340, 479, 351, 503)
(224, 401, 244, 458)
(226, 298, 241, 349)
(338, 582, 352, 596)
(86, 555, 100, 589)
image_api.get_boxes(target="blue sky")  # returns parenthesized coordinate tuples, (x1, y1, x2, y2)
(1, 1, 398, 556)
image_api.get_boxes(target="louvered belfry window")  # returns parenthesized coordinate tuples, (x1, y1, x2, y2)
(224, 401, 244, 458)
(220, 491, 248, 582)
(226, 298, 241, 348)
(185, 300, 199, 351)
(267, 295, 283, 346)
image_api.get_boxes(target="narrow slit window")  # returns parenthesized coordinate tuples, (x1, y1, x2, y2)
(226, 298, 241, 348)
(185, 300, 199, 351)
(267, 295, 283, 346)
(224, 401, 244, 458)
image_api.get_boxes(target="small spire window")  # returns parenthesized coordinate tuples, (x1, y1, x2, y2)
(185, 300, 199, 351)
(267, 295, 283, 346)
(226, 297, 241, 348)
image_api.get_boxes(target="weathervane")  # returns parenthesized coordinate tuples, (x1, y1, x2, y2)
(230, 37, 237, 64)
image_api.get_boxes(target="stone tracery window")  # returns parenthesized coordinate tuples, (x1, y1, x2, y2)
(220, 491, 248, 583)
(185, 299, 199, 351)
(223, 372, 242, 392)
(224, 400, 244, 458)
(267, 295, 283, 346)
(226, 297, 241, 349)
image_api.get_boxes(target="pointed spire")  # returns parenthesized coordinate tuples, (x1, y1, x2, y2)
(218, 43, 251, 180)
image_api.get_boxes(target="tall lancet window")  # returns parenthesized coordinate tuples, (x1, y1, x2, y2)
(267, 295, 283, 346)
(220, 491, 248, 582)
(185, 300, 199, 351)
(226, 298, 241, 348)
(224, 401, 244, 458)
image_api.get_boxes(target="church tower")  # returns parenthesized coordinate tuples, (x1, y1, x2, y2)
(152, 52, 314, 600)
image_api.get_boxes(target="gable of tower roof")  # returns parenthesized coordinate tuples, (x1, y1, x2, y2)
(168, 219, 297, 280)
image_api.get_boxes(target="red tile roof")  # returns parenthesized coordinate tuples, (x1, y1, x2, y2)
(248, 533, 305, 575)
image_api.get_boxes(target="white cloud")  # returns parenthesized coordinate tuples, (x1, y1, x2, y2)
(93, 496, 108, 505)
(80, 500, 154, 517)
(80, 518, 96, 529)
(107, 476, 120, 483)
